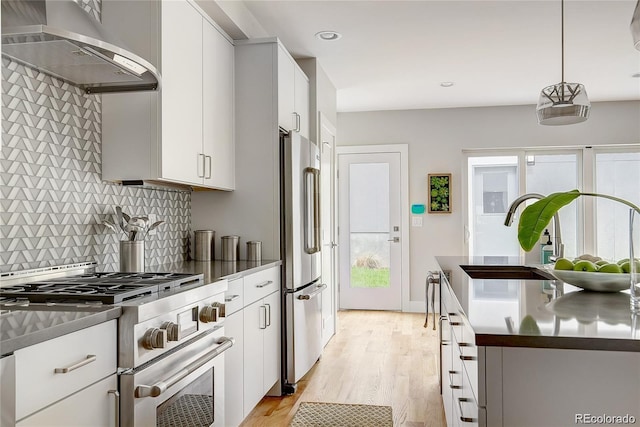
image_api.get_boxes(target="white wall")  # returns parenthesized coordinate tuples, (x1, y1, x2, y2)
(337, 101, 640, 304)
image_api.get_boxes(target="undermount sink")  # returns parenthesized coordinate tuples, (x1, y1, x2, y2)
(460, 264, 555, 280)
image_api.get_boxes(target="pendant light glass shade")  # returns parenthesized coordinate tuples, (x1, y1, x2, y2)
(536, 0, 590, 125)
(536, 82, 590, 125)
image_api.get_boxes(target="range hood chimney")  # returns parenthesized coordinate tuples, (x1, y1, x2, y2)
(1, 0, 160, 94)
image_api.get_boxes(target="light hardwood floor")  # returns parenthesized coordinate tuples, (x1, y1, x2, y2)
(240, 310, 446, 427)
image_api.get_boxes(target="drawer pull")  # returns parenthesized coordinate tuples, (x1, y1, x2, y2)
(108, 389, 120, 427)
(54, 354, 96, 374)
(460, 355, 477, 361)
(448, 370, 461, 389)
(225, 294, 240, 302)
(449, 321, 462, 326)
(457, 397, 478, 423)
(256, 280, 273, 288)
(458, 342, 473, 347)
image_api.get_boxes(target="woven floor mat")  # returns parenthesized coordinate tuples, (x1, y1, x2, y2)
(289, 402, 393, 427)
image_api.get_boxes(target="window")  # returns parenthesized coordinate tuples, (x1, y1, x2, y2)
(465, 146, 640, 262)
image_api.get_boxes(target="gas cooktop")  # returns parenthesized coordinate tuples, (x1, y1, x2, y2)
(0, 272, 204, 304)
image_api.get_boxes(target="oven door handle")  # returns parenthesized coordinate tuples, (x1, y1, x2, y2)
(134, 336, 234, 399)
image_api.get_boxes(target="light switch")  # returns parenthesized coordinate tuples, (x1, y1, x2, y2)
(412, 216, 423, 227)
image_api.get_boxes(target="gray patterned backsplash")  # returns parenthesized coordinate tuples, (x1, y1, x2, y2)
(0, 0, 191, 273)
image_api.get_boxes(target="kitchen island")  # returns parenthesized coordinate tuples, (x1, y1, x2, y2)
(436, 256, 640, 427)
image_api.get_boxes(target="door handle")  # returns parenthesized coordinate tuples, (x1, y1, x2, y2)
(387, 237, 400, 243)
(54, 355, 96, 373)
(197, 153, 205, 178)
(297, 283, 328, 300)
(205, 155, 212, 179)
(108, 390, 120, 427)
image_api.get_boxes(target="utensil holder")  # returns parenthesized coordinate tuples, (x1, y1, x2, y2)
(194, 230, 215, 261)
(120, 240, 144, 272)
(221, 235, 240, 261)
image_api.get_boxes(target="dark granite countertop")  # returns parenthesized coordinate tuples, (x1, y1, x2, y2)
(148, 259, 282, 284)
(0, 259, 281, 356)
(435, 256, 640, 352)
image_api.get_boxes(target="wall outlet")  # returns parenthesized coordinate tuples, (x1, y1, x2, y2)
(412, 216, 423, 227)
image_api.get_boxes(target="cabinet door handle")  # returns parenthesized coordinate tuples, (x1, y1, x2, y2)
(54, 354, 96, 373)
(259, 305, 267, 329)
(457, 397, 478, 423)
(293, 112, 301, 132)
(265, 303, 271, 327)
(108, 389, 120, 427)
(225, 294, 240, 302)
(256, 280, 273, 288)
(197, 153, 205, 178)
(448, 370, 461, 389)
(460, 355, 477, 361)
(205, 155, 212, 179)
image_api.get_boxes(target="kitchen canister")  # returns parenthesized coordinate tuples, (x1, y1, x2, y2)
(221, 235, 240, 261)
(120, 240, 144, 272)
(194, 230, 215, 261)
(247, 241, 262, 262)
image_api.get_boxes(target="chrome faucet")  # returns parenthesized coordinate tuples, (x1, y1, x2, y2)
(504, 193, 564, 259)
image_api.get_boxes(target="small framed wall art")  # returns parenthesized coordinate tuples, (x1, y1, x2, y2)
(428, 173, 451, 213)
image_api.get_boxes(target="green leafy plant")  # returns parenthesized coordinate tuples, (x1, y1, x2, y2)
(517, 190, 640, 251)
(428, 174, 451, 212)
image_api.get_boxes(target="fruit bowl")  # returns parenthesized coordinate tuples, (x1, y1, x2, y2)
(540, 265, 630, 292)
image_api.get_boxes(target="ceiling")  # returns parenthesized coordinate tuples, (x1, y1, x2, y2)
(225, 0, 640, 112)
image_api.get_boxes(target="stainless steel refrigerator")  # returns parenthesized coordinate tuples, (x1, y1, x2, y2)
(280, 131, 325, 393)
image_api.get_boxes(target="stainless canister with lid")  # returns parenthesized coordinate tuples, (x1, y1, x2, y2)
(221, 235, 240, 261)
(194, 230, 215, 261)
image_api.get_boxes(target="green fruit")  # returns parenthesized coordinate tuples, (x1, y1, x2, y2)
(598, 263, 623, 274)
(617, 258, 629, 266)
(573, 260, 598, 272)
(519, 315, 541, 335)
(595, 260, 609, 266)
(553, 258, 574, 271)
(620, 260, 640, 274)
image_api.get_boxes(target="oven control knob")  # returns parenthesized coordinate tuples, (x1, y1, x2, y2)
(160, 321, 180, 342)
(142, 328, 167, 350)
(199, 305, 219, 323)
(211, 302, 226, 317)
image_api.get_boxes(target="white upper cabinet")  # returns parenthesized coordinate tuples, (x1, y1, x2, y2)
(161, 0, 203, 185)
(203, 21, 235, 190)
(101, 0, 235, 190)
(277, 44, 309, 138)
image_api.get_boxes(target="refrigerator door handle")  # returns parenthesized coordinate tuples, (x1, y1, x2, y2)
(304, 167, 321, 254)
(297, 283, 327, 300)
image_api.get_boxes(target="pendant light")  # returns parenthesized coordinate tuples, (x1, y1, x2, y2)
(536, 0, 590, 125)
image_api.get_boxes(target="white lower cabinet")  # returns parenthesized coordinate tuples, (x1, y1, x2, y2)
(224, 309, 244, 427)
(243, 289, 280, 417)
(440, 276, 640, 427)
(222, 266, 281, 426)
(16, 374, 118, 427)
(14, 320, 117, 426)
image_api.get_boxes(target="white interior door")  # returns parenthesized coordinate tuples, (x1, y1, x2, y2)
(320, 115, 337, 346)
(338, 151, 402, 310)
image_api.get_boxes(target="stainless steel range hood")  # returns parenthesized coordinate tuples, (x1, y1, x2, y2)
(1, 0, 160, 94)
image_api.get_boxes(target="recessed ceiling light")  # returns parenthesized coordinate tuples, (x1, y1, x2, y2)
(440, 82, 454, 87)
(315, 31, 342, 41)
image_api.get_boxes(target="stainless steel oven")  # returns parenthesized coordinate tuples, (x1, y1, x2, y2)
(119, 328, 232, 427)
(1, 263, 234, 427)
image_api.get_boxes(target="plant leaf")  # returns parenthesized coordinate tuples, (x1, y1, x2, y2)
(517, 190, 581, 251)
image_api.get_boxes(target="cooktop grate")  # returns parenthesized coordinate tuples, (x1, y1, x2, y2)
(0, 272, 203, 304)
